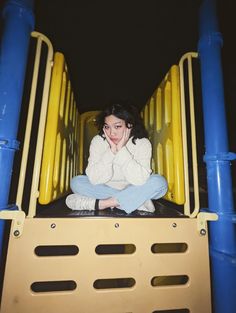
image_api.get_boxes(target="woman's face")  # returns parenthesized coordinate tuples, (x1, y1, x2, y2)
(103, 114, 127, 144)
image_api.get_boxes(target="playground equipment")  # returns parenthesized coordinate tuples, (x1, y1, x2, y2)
(0, 0, 235, 312)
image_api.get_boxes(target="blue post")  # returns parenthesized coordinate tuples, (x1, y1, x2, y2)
(0, 0, 34, 256)
(198, 0, 236, 312)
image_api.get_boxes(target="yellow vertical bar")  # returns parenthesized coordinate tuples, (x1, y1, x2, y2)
(16, 35, 42, 209)
(179, 52, 199, 217)
(27, 33, 54, 217)
(38, 52, 64, 205)
(187, 54, 200, 217)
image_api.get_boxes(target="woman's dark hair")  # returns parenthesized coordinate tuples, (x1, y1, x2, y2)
(96, 101, 148, 144)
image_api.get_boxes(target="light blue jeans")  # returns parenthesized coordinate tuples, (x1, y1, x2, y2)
(70, 175, 168, 214)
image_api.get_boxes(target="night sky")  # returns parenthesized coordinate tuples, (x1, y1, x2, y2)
(1, 1, 235, 153)
(34, 0, 201, 111)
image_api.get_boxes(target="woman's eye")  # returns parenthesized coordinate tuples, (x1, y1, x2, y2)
(115, 125, 121, 129)
(104, 125, 109, 129)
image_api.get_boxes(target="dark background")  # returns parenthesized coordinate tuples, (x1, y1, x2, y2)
(1, 0, 235, 134)
(34, 0, 236, 155)
(35, 0, 201, 111)
(33, 1, 235, 114)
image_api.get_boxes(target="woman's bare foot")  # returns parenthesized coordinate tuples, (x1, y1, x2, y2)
(98, 197, 119, 210)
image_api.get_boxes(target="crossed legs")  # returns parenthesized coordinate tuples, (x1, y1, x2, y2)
(69, 174, 168, 213)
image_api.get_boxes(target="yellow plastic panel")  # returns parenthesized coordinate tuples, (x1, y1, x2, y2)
(143, 105, 149, 131)
(39, 52, 80, 204)
(149, 97, 155, 127)
(144, 65, 185, 204)
(79, 111, 100, 173)
(1, 217, 212, 313)
(156, 88, 162, 132)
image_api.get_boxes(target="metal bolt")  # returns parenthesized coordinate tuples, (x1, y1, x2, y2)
(172, 223, 177, 228)
(115, 223, 119, 228)
(51, 223, 56, 229)
(200, 229, 206, 236)
(14, 230, 20, 237)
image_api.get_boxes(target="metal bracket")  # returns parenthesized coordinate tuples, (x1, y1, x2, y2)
(197, 212, 218, 235)
(0, 209, 26, 238)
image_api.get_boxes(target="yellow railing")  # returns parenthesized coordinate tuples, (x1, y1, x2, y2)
(16, 31, 54, 216)
(143, 65, 185, 206)
(15, 32, 80, 218)
(38, 52, 80, 207)
(143, 53, 200, 217)
(179, 52, 199, 217)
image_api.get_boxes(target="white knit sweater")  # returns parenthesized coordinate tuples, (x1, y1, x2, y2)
(85, 135, 152, 190)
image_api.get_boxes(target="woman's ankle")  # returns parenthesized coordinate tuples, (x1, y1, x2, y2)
(99, 197, 119, 210)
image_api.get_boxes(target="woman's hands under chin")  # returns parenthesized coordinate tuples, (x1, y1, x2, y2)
(103, 127, 131, 154)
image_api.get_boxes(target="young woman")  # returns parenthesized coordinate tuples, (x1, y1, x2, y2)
(66, 102, 168, 213)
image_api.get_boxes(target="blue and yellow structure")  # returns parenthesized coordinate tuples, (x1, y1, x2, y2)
(0, 0, 235, 312)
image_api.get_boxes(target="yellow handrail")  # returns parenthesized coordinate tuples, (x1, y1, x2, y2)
(28, 32, 54, 217)
(15, 31, 54, 217)
(179, 52, 200, 217)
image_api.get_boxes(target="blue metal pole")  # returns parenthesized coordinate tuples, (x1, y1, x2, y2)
(0, 0, 34, 255)
(198, 1, 236, 312)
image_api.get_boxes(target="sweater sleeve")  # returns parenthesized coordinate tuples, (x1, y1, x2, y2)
(113, 138, 152, 185)
(85, 135, 115, 184)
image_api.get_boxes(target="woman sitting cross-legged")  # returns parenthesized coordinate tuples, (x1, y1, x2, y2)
(66, 101, 168, 214)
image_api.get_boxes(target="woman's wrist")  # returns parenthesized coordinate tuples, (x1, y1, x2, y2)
(111, 146, 117, 154)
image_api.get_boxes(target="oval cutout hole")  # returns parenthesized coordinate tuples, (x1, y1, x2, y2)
(151, 275, 189, 286)
(35, 245, 79, 256)
(153, 309, 189, 313)
(95, 244, 135, 255)
(151, 243, 187, 253)
(94, 278, 135, 289)
(31, 280, 77, 292)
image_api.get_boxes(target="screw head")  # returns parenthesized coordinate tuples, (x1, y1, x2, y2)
(200, 229, 207, 236)
(51, 223, 56, 229)
(172, 223, 177, 228)
(14, 230, 20, 237)
(115, 223, 119, 228)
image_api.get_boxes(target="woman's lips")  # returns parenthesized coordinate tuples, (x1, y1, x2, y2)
(111, 138, 118, 143)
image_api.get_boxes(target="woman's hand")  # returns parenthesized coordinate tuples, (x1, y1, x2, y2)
(103, 127, 117, 154)
(116, 127, 131, 151)
(103, 126, 131, 154)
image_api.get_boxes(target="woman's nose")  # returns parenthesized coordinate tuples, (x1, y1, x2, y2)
(110, 128, 116, 136)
